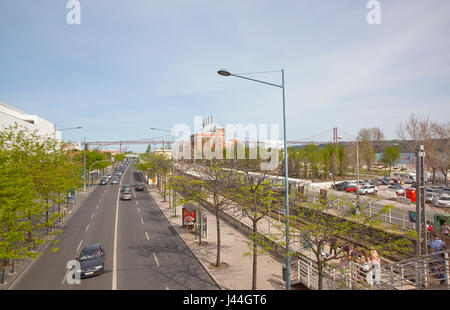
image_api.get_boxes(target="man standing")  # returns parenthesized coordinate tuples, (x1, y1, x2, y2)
(429, 233, 446, 284)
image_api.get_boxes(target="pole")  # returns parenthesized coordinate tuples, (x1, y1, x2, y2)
(415, 145, 422, 256)
(420, 146, 427, 255)
(172, 135, 176, 215)
(83, 137, 87, 192)
(356, 140, 360, 203)
(282, 69, 291, 290)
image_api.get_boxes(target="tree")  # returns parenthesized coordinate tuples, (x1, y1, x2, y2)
(357, 127, 384, 175)
(273, 192, 415, 290)
(381, 145, 401, 174)
(227, 158, 277, 290)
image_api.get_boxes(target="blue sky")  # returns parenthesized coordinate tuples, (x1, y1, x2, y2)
(1, 0, 449, 152)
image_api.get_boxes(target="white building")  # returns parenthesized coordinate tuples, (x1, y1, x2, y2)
(0, 101, 61, 141)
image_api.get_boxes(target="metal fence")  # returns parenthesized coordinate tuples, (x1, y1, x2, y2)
(290, 249, 450, 290)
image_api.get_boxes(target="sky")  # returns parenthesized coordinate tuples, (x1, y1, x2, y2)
(1, 0, 449, 153)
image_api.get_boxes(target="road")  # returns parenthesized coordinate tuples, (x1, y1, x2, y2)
(10, 161, 219, 290)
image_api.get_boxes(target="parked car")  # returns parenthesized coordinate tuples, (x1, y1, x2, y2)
(76, 243, 105, 278)
(358, 185, 378, 195)
(134, 184, 145, 191)
(432, 195, 450, 208)
(346, 184, 358, 193)
(389, 184, 405, 196)
(120, 190, 132, 200)
(333, 181, 350, 191)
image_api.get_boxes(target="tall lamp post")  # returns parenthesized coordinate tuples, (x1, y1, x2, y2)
(150, 127, 176, 215)
(53, 125, 82, 149)
(217, 68, 291, 290)
(338, 136, 360, 202)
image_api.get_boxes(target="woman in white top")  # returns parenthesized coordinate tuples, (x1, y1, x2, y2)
(369, 249, 381, 285)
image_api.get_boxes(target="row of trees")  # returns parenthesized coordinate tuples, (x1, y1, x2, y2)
(282, 114, 449, 185)
(0, 125, 84, 280)
(140, 153, 415, 290)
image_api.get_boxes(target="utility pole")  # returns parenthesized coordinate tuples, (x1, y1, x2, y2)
(83, 137, 87, 191)
(415, 145, 427, 256)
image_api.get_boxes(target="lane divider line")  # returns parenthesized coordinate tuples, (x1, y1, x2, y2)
(76, 240, 83, 252)
(153, 253, 160, 267)
(91, 213, 95, 219)
(140, 217, 144, 225)
(85, 224, 90, 232)
(145, 232, 150, 241)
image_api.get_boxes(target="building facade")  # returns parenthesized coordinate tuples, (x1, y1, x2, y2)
(0, 101, 61, 140)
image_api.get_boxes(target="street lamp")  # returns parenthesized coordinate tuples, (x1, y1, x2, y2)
(53, 125, 82, 142)
(150, 127, 176, 215)
(217, 68, 291, 290)
(338, 136, 360, 202)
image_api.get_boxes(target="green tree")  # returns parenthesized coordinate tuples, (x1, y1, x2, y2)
(381, 145, 400, 173)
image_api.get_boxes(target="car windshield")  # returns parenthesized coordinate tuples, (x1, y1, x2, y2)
(79, 248, 102, 261)
(122, 191, 131, 195)
(440, 197, 450, 201)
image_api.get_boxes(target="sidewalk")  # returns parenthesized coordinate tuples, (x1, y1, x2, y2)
(147, 184, 286, 290)
(1, 186, 98, 290)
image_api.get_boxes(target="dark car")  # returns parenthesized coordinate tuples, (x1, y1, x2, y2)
(333, 181, 350, 191)
(99, 178, 108, 185)
(77, 243, 105, 278)
(120, 190, 132, 200)
(121, 185, 132, 192)
(134, 184, 145, 191)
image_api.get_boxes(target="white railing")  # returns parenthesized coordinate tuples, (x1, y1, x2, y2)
(290, 250, 450, 290)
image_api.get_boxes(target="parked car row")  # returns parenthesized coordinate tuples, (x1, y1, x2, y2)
(333, 180, 379, 195)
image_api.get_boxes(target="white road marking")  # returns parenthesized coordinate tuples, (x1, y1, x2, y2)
(140, 217, 144, 225)
(61, 270, 68, 285)
(85, 224, 90, 232)
(76, 240, 83, 252)
(145, 232, 149, 241)
(91, 213, 95, 219)
(137, 207, 141, 214)
(112, 162, 131, 290)
(153, 253, 160, 267)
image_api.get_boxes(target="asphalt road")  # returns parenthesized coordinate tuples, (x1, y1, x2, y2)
(10, 161, 219, 290)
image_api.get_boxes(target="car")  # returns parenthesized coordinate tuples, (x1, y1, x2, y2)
(120, 185, 132, 192)
(76, 243, 105, 278)
(333, 181, 351, 191)
(120, 190, 132, 200)
(432, 195, 450, 208)
(110, 178, 119, 185)
(99, 178, 108, 185)
(135, 184, 145, 191)
(358, 185, 378, 195)
(389, 184, 405, 196)
(345, 184, 358, 193)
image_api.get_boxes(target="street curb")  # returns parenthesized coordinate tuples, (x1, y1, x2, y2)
(143, 182, 224, 290)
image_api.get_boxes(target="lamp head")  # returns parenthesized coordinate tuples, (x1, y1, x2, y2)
(217, 69, 231, 76)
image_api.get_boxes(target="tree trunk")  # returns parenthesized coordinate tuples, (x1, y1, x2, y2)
(215, 199, 221, 267)
(252, 220, 258, 290)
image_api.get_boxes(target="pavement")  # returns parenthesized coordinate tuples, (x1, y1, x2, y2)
(147, 184, 287, 290)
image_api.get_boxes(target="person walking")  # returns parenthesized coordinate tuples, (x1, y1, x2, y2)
(429, 232, 446, 284)
(361, 250, 372, 285)
(369, 249, 381, 285)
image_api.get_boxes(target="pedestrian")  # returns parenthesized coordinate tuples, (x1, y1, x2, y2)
(328, 235, 338, 256)
(369, 249, 381, 285)
(429, 232, 446, 283)
(427, 220, 434, 240)
(361, 250, 372, 285)
(441, 222, 448, 237)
